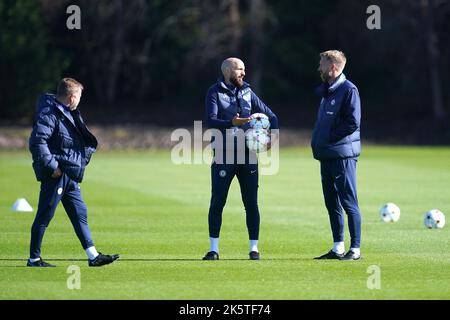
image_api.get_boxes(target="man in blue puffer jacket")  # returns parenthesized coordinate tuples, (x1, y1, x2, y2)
(311, 51, 362, 261)
(28, 78, 119, 267)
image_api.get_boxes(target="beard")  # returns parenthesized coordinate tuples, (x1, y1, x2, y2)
(320, 69, 335, 84)
(320, 72, 330, 83)
(230, 76, 244, 88)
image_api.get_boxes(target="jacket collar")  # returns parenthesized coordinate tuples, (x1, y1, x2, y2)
(218, 78, 250, 93)
(315, 73, 346, 97)
(54, 99, 77, 129)
(328, 73, 346, 93)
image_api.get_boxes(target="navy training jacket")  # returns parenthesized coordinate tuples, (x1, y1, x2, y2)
(311, 74, 361, 160)
(29, 93, 98, 182)
(205, 79, 278, 150)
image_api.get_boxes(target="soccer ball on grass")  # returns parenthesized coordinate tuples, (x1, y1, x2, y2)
(423, 209, 445, 229)
(379, 203, 401, 223)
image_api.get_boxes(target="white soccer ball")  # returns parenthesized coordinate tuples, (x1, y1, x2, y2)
(379, 203, 401, 223)
(423, 209, 446, 229)
(249, 113, 270, 130)
(245, 128, 270, 153)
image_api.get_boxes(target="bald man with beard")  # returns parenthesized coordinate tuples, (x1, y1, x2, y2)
(203, 57, 279, 261)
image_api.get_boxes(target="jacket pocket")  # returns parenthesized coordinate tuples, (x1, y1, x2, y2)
(318, 116, 334, 145)
(32, 161, 52, 181)
(59, 133, 74, 146)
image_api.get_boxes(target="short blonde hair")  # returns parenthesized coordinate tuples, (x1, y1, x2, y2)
(320, 50, 347, 72)
(57, 78, 83, 98)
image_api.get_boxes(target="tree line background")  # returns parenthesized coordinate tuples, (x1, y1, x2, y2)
(1, 0, 449, 144)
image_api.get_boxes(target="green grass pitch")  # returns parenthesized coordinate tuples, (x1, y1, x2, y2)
(0, 146, 449, 299)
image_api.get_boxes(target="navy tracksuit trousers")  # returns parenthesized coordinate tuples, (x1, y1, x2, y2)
(320, 158, 361, 248)
(30, 173, 94, 259)
(208, 162, 260, 240)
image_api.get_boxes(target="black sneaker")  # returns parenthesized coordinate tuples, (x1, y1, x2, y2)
(314, 250, 344, 260)
(249, 251, 260, 260)
(27, 257, 56, 267)
(202, 251, 219, 260)
(339, 250, 362, 261)
(88, 252, 119, 267)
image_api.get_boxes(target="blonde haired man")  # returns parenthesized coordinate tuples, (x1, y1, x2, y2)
(28, 78, 119, 267)
(311, 50, 362, 260)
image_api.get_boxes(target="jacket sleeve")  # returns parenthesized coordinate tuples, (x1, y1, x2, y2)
(330, 87, 361, 143)
(251, 91, 279, 129)
(205, 87, 233, 129)
(29, 109, 59, 172)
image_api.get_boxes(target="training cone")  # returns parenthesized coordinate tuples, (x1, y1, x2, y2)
(11, 198, 33, 212)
